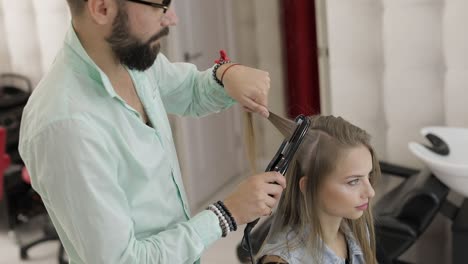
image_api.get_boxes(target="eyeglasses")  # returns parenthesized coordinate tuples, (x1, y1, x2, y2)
(125, 0, 171, 13)
(83, 0, 171, 14)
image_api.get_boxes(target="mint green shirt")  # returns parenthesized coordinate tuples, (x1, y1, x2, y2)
(18, 26, 236, 264)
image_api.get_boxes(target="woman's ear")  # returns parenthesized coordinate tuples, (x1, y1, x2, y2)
(299, 176, 308, 194)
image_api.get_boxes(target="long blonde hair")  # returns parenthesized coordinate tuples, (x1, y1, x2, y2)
(247, 112, 379, 264)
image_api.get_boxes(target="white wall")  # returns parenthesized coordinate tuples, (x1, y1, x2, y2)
(251, 0, 287, 162)
(0, 0, 69, 87)
(1, 0, 42, 86)
(214, 0, 287, 167)
(444, 0, 468, 127)
(383, 0, 445, 167)
(327, 0, 386, 157)
(326, 0, 468, 263)
(327, 0, 468, 168)
(0, 2, 10, 73)
(32, 0, 70, 74)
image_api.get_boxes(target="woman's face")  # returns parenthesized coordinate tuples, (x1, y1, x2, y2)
(317, 145, 375, 221)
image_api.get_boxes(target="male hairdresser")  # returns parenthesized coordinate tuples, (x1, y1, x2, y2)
(18, 0, 285, 263)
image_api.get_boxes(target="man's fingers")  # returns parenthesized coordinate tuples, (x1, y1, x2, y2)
(243, 97, 269, 118)
(264, 183, 284, 200)
(252, 90, 268, 110)
(262, 206, 272, 217)
(263, 172, 286, 189)
(265, 196, 277, 210)
(243, 106, 254, 113)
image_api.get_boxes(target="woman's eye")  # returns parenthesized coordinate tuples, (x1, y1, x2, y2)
(348, 179, 359, 186)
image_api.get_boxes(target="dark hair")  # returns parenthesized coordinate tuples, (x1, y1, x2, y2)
(66, 0, 124, 17)
(66, 0, 87, 16)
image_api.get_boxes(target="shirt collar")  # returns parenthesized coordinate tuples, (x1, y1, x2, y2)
(341, 223, 364, 257)
(63, 24, 119, 98)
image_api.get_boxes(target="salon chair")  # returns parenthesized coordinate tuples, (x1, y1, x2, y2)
(0, 126, 67, 263)
(10, 167, 68, 264)
(0, 127, 11, 201)
(405, 127, 468, 264)
(0, 73, 32, 164)
(3, 160, 68, 264)
(374, 162, 449, 264)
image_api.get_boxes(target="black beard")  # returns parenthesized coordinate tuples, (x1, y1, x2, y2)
(106, 8, 170, 71)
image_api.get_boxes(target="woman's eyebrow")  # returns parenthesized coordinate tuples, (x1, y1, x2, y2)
(346, 170, 372, 179)
(346, 175, 365, 179)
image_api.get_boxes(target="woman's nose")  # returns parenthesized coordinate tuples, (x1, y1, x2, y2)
(365, 181, 375, 199)
(161, 5, 178, 27)
(361, 178, 375, 199)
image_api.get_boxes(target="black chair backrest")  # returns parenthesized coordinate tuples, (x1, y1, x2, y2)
(375, 168, 449, 236)
(0, 73, 32, 163)
(374, 168, 450, 262)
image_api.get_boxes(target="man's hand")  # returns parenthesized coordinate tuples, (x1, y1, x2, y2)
(223, 172, 286, 226)
(218, 64, 271, 118)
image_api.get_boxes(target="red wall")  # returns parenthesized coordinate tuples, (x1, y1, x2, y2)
(281, 0, 321, 118)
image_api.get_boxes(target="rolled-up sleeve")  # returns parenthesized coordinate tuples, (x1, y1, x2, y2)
(151, 54, 236, 117)
(20, 118, 221, 264)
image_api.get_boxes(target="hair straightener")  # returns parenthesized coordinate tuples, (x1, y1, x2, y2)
(241, 114, 311, 264)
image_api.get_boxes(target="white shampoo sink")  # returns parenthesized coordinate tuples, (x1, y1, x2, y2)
(409, 127, 468, 197)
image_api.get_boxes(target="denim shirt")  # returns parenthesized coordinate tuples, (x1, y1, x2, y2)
(258, 226, 366, 264)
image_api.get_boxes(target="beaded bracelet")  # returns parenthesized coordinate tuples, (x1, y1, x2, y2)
(207, 200, 238, 238)
(214, 203, 234, 232)
(208, 204, 229, 237)
(212, 50, 232, 87)
(209, 204, 229, 237)
(216, 201, 237, 231)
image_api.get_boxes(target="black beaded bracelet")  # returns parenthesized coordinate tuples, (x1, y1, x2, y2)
(212, 50, 234, 87)
(217, 201, 237, 231)
(212, 60, 231, 87)
(214, 203, 234, 232)
(207, 204, 229, 237)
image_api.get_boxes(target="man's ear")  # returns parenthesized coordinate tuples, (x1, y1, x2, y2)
(86, 0, 119, 25)
(299, 176, 308, 194)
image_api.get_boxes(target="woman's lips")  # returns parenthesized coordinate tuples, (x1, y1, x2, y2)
(356, 203, 368, 210)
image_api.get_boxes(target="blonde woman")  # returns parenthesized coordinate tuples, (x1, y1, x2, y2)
(257, 113, 380, 264)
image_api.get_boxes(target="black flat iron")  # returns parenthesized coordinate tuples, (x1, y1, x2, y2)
(241, 114, 311, 264)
